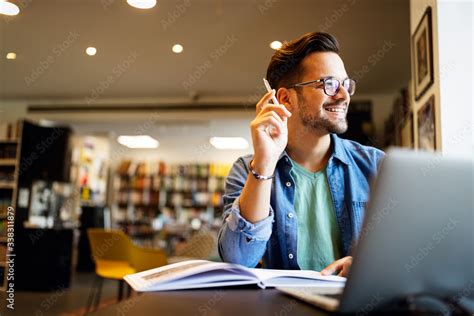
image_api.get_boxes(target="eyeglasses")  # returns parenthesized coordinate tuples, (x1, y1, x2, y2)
(289, 77, 356, 96)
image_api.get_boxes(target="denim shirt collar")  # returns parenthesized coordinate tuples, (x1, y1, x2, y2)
(330, 134, 351, 165)
(278, 134, 351, 166)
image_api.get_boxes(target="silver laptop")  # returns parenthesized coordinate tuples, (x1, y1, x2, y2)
(278, 148, 474, 313)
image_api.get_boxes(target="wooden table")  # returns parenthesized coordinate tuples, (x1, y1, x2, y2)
(91, 287, 332, 316)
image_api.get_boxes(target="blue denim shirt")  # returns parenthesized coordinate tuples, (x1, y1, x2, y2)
(218, 134, 385, 269)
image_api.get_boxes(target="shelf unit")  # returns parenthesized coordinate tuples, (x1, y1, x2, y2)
(0, 183, 16, 189)
(0, 159, 17, 166)
(0, 122, 22, 291)
(113, 161, 230, 246)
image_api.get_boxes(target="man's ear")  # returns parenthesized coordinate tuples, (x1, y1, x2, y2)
(277, 87, 293, 111)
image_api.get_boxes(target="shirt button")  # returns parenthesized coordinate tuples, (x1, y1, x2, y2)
(288, 213, 294, 218)
(285, 182, 292, 187)
(288, 253, 294, 259)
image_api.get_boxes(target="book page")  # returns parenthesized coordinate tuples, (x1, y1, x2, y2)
(124, 260, 346, 292)
(142, 260, 211, 282)
(125, 260, 258, 291)
(249, 268, 346, 284)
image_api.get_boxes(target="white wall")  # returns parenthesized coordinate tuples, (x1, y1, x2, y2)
(0, 102, 28, 122)
(410, 0, 473, 154)
(437, 0, 473, 153)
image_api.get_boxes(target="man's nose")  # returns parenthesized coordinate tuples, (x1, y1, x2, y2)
(333, 83, 350, 102)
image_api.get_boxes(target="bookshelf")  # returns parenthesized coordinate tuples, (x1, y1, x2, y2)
(113, 160, 230, 247)
(0, 122, 22, 291)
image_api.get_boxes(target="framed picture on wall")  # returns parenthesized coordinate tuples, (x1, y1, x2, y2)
(412, 7, 434, 101)
(417, 95, 436, 151)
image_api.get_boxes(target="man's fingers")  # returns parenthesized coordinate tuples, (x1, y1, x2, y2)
(265, 111, 285, 125)
(268, 112, 287, 135)
(322, 257, 353, 276)
(256, 90, 276, 114)
(259, 104, 292, 119)
(337, 263, 349, 277)
(321, 259, 343, 275)
(258, 116, 283, 136)
(339, 258, 353, 277)
(255, 90, 292, 117)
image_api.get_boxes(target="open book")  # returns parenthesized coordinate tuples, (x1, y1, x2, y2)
(124, 260, 346, 292)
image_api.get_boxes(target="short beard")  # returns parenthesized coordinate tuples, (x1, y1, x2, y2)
(297, 94, 348, 134)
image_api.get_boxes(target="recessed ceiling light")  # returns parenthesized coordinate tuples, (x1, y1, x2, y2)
(6, 52, 16, 60)
(86, 47, 97, 56)
(172, 44, 183, 54)
(0, 1, 20, 16)
(209, 137, 249, 150)
(127, 0, 157, 9)
(270, 41, 282, 50)
(117, 135, 159, 149)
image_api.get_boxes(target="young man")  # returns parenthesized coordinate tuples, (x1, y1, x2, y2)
(218, 32, 384, 276)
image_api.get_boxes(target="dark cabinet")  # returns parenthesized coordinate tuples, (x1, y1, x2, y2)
(19, 121, 72, 184)
(15, 228, 73, 291)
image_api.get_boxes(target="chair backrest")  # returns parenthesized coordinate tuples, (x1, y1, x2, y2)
(175, 230, 217, 259)
(87, 228, 133, 263)
(130, 244, 168, 272)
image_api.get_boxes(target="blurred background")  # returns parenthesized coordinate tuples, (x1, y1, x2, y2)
(0, 0, 471, 315)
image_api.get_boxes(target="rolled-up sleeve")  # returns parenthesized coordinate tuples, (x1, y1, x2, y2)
(218, 156, 274, 267)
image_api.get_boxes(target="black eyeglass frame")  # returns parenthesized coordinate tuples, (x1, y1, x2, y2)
(288, 77, 356, 96)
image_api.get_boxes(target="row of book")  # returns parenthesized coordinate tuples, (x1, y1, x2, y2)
(0, 122, 20, 141)
(0, 198, 13, 214)
(0, 170, 15, 183)
(0, 221, 8, 236)
(117, 161, 232, 178)
(117, 175, 226, 192)
(0, 144, 17, 159)
(117, 190, 224, 209)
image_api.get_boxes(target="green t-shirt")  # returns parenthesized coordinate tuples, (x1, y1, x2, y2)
(289, 158, 343, 271)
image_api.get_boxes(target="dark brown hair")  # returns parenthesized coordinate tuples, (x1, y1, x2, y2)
(266, 32, 340, 89)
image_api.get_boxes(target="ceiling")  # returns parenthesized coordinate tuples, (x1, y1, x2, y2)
(0, 0, 411, 103)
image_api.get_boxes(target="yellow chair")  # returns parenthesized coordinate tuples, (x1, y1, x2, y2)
(85, 228, 167, 313)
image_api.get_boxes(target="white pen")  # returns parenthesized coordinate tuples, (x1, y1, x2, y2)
(263, 78, 280, 105)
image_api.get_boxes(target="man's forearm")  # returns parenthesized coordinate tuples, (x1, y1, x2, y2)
(239, 160, 275, 223)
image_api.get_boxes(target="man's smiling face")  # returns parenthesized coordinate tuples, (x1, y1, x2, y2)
(291, 52, 351, 135)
